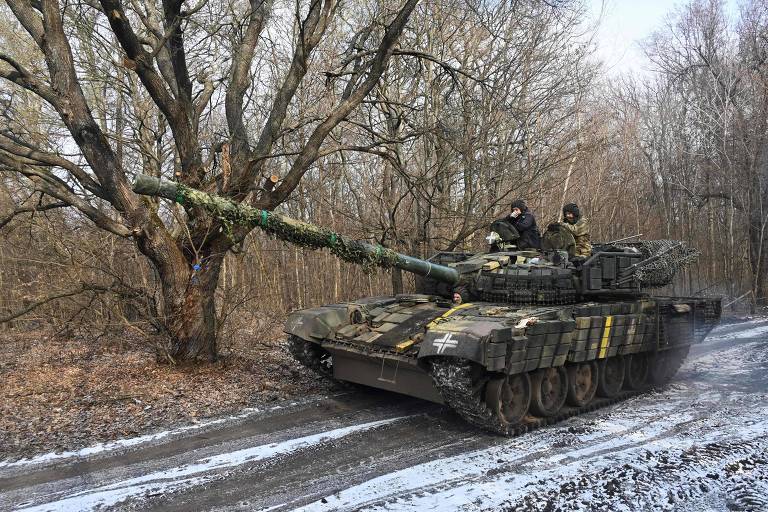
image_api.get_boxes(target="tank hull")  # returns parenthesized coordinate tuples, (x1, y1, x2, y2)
(286, 294, 721, 434)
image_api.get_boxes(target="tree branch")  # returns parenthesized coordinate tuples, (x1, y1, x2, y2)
(225, 0, 269, 165)
(100, 0, 204, 184)
(4, 0, 45, 47)
(0, 159, 133, 237)
(0, 54, 59, 105)
(0, 200, 69, 230)
(0, 132, 106, 198)
(99, 0, 177, 116)
(161, 0, 193, 103)
(266, 0, 420, 208)
(392, 49, 485, 83)
(0, 283, 116, 324)
(232, 0, 335, 197)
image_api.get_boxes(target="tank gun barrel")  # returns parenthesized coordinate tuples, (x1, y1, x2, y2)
(132, 175, 460, 285)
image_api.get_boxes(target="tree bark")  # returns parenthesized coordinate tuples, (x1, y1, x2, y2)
(162, 251, 224, 362)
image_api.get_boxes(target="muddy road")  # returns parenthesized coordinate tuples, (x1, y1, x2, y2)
(2, 321, 767, 512)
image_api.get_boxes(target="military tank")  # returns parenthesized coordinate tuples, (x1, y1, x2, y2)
(133, 175, 722, 435)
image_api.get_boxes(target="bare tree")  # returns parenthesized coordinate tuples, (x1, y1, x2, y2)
(0, 0, 419, 361)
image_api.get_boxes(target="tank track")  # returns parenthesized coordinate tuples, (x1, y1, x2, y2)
(669, 346, 690, 374)
(430, 359, 511, 435)
(287, 336, 364, 391)
(429, 354, 686, 436)
(651, 346, 689, 384)
(287, 335, 333, 378)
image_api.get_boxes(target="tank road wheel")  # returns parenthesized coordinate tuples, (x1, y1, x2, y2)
(566, 361, 598, 407)
(484, 373, 531, 426)
(597, 356, 625, 398)
(287, 335, 333, 378)
(530, 367, 568, 417)
(650, 347, 690, 387)
(625, 353, 650, 390)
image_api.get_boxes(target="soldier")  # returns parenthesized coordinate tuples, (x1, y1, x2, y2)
(560, 203, 591, 258)
(452, 284, 469, 305)
(503, 199, 541, 250)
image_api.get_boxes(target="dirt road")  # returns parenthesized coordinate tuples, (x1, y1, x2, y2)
(2, 320, 767, 512)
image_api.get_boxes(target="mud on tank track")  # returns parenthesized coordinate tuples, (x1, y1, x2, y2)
(428, 358, 646, 437)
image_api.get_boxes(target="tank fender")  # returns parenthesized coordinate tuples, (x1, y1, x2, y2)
(417, 330, 485, 363)
(284, 305, 349, 342)
(417, 328, 512, 371)
(284, 296, 399, 342)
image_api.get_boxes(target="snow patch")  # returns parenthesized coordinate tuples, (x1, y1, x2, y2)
(0, 407, 262, 470)
(707, 324, 768, 342)
(0, 395, 336, 470)
(16, 416, 407, 512)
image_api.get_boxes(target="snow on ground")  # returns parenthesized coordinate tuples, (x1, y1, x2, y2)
(0, 407, 261, 470)
(0, 396, 328, 471)
(707, 322, 768, 341)
(294, 394, 768, 512)
(13, 417, 407, 512)
(2, 320, 767, 512)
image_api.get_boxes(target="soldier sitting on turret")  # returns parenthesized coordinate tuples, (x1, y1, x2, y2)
(560, 203, 591, 258)
(490, 199, 542, 251)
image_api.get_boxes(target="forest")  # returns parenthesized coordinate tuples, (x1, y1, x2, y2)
(1, 0, 766, 362)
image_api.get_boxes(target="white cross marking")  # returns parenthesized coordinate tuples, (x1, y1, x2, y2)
(432, 332, 459, 354)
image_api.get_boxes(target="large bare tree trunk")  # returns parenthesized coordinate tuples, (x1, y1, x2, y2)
(163, 253, 224, 362)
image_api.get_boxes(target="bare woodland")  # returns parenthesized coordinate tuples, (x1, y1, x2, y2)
(0, 0, 766, 363)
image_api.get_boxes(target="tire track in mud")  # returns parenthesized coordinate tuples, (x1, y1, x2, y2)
(0, 395, 437, 511)
(493, 434, 768, 512)
(140, 374, 740, 511)
(290, 394, 768, 512)
(0, 394, 387, 488)
(135, 413, 492, 512)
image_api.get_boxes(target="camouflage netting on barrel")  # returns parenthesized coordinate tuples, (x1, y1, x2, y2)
(132, 175, 460, 283)
(622, 240, 700, 288)
(175, 184, 399, 271)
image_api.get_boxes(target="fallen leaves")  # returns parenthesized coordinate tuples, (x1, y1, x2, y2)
(0, 328, 335, 461)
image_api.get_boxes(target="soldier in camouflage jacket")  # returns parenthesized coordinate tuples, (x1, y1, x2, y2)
(561, 203, 591, 258)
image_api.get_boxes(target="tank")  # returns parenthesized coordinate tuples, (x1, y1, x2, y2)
(133, 175, 722, 435)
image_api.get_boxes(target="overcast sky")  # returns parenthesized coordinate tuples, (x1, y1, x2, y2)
(588, 0, 740, 76)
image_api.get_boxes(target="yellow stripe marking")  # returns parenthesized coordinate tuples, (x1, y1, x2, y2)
(426, 302, 474, 329)
(599, 316, 613, 358)
(395, 339, 415, 351)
